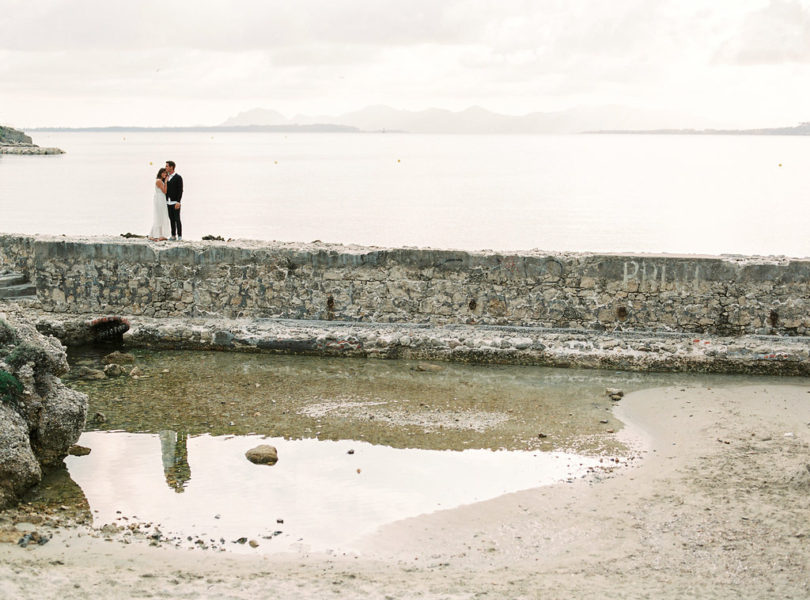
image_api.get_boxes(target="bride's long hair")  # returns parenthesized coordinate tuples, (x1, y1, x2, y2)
(156, 167, 167, 180)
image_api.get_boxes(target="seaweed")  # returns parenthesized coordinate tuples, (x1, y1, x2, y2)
(0, 369, 22, 405)
(5, 342, 50, 372)
(0, 318, 18, 346)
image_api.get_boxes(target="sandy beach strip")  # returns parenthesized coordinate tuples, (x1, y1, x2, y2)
(1, 383, 808, 599)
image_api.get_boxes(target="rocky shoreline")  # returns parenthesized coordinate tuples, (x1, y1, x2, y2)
(0, 126, 64, 155)
(0, 145, 65, 155)
(0, 313, 87, 508)
(6, 305, 810, 376)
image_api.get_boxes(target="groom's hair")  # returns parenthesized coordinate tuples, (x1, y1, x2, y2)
(166, 160, 176, 168)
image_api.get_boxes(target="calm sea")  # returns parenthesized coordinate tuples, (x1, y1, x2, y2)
(2, 131, 808, 256)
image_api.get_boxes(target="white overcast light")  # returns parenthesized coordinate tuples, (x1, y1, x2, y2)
(1, 0, 809, 127)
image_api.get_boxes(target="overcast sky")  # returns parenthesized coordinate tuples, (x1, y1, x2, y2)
(2, 0, 809, 127)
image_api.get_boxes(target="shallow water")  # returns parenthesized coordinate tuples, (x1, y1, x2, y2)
(50, 348, 807, 554)
(66, 432, 603, 553)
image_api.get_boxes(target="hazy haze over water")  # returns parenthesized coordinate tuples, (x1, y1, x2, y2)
(2, 131, 808, 257)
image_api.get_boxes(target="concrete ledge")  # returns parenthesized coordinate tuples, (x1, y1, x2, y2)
(17, 308, 810, 376)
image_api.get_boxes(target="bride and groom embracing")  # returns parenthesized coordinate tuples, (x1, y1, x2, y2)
(149, 160, 184, 241)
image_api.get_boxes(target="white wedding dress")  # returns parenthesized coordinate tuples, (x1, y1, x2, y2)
(149, 181, 171, 239)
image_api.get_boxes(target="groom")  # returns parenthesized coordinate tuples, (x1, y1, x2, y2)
(165, 160, 184, 241)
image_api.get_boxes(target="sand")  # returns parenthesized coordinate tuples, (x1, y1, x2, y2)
(1, 383, 809, 599)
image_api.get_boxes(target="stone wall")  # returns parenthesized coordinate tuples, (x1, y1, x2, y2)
(1, 234, 808, 336)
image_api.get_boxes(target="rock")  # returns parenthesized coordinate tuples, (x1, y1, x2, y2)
(68, 445, 91, 456)
(34, 385, 87, 466)
(605, 388, 624, 398)
(213, 331, 234, 346)
(537, 433, 548, 438)
(0, 404, 41, 508)
(93, 412, 106, 424)
(510, 337, 533, 350)
(0, 315, 87, 507)
(77, 367, 106, 380)
(413, 362, 443, 372)
(17, 531, 50, 547)
(249, 539, 259, 548)
(0, 531, 20, 544)
(129, 366, 142, 377)
(245, 445, 278, 465)
(102, 351, 135, 365)
(103, 364, 123, 377)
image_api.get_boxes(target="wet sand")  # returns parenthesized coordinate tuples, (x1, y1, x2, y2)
(1, 383, 809, 599)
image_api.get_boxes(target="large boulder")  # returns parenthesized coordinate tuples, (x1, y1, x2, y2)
(0, 404, 41, 507)
(0, 314, 88, 507)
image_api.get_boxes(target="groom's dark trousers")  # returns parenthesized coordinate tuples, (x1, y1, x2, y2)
(166, 173, 184, 238)
(168, 205, 182, 238)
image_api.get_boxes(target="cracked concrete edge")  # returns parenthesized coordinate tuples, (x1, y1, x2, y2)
(10, 307, 810, 376)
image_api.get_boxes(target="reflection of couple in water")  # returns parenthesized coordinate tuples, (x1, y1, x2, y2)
(160, 430, 191, 493)
(149, 161, 184, 241)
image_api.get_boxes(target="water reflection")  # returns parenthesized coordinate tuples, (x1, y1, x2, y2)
(67, 431, 602, 554)
(159, 431, 191, 493)
(21, 463, 92, 524)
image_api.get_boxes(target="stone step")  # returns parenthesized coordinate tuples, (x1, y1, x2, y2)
(0, 273, 27, 287)
(0, 283, 37, 299)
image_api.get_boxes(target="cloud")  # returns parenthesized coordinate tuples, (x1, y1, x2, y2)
(0, 0, 483, 52)
(3, 0, 810, 127)
(714, 0, 810, 64)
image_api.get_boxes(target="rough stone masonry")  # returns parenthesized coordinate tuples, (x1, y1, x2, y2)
(0, 234, 808, 337)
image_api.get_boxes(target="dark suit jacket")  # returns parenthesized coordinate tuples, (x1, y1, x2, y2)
(167, 173, 184, 204)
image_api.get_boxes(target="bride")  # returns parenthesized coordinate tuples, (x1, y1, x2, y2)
(149, 167, 170, 241)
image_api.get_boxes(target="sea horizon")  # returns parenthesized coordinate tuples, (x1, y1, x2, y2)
(3, 130, 809, 258)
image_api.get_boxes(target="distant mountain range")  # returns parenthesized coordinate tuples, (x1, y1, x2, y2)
(593, 123, 810, 135)
(219, 104, 726, 134)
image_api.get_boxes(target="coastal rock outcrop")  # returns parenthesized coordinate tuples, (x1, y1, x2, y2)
(0, 125, 64, 155)
(0, 313, 87, 507)
(0, 125, 33, 145)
